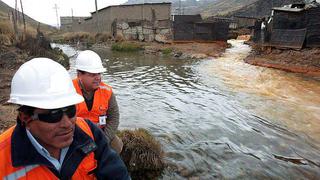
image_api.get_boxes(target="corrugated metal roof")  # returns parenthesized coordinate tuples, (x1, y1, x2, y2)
(272, 7, 304, 12)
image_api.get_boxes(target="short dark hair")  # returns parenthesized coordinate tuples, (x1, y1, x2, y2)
(77, 70, 88, 74)
(17, 106, 35, 116)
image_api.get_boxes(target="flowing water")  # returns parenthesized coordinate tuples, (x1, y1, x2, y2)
(53, 40, 320, 179)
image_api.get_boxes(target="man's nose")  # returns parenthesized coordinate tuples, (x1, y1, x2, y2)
(59, 114, 74, 127)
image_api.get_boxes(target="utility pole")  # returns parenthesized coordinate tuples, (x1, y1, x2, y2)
(14, 0, 18, 23)
(95, 0, 100, 33)
(71, 8, 73, 21)
(179, 0, 181, 15)
(53, 4, 59, 29)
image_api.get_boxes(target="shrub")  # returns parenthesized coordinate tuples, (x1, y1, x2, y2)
(161, 47, 173, 55)
(118, 128, 165, 180)
(62, 32, 94, 43)
(95, 32, 112, 43)
(0, 34, 12, 45)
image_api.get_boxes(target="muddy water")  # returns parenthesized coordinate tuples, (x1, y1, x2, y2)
(55, 40, 320, 179)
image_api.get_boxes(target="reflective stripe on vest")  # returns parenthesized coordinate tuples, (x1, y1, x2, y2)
(4, 165, 39, 180)
(72, 78, 112, 124)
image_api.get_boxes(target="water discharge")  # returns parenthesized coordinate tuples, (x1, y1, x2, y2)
(55, 40, 320, 179)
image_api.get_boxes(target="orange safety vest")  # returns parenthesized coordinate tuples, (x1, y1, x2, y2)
(0, 118, 97, 179)
(72, 78, 112, 124)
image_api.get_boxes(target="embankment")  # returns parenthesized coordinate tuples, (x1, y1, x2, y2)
(245, 45, 320, 76)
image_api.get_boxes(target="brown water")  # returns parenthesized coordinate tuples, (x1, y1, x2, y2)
(55, 40, 320, 179)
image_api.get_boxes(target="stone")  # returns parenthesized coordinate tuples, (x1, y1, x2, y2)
(155, 34, 168, 43)
(159, 28, 170, 35)
(117, 22, 129, 30)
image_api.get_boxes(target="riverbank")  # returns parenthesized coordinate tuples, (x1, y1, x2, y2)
(0, 35, 69, 132)
(245, 44, 320, 77)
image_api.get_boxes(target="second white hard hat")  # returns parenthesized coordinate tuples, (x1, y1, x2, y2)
(8, 58, 84, 109)
(75, 50, 106, 73)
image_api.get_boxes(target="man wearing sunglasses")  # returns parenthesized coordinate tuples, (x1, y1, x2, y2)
(72, 50, 123, 154)
(0, 58, 130, 179)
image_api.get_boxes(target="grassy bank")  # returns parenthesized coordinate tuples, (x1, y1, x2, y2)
(111, 42, 143, 52)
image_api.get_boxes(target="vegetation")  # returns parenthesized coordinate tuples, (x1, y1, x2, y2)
(111, 42, 143, 52)
(161, 47, 173, 55)
(118, 128, 165, 180)
(62, 32, 95, 44)
(95, 32, 113, 43)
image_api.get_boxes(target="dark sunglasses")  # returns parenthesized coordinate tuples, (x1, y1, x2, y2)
(31, 105, 76, 123)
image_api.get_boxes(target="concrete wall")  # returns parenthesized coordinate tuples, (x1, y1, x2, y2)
(93, 3, 171, 33)
(62, 3, 171, 33)
(60, 3, 172, 41)
(60, 16, 90, 32)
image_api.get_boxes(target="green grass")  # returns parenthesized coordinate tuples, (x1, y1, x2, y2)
(111, 42, 143, 52)
(161, 47, 173, 55)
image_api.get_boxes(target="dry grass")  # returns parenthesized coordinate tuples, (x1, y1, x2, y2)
(0, 20, 38, 46)
(95, 32, 112, 43)
(118, 128, 165, 180)
(0, 20, 13, 34)
(0, 34, 12, 45)
(0, 105, 17, 134)
(63, 32, 95, 44)
(115, 34, 125, 42)
(0, 20, 14, 45)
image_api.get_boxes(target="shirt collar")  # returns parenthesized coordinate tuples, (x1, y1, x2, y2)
(26, 129, 69, 171)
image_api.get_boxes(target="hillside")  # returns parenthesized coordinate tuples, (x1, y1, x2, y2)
(230, 0, 305, 18)
(0, 0, 55, 32)
(125, 0, 309, 18)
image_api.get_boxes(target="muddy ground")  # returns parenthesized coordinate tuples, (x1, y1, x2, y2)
(245, 44, 320, 76)
(0, 45, 28, 133)
(144, 41, 228, 58)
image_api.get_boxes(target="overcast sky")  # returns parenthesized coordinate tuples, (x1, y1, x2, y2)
(2, 0, 127, 26)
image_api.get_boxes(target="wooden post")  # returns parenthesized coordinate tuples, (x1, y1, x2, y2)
(11, 11, 18, 44)
(20, 0, 26, 39)
(15, 0, 18, 23)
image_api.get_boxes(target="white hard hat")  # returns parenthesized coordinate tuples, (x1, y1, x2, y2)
(8, 58, 84, 109)
(75, 50, 106, 73)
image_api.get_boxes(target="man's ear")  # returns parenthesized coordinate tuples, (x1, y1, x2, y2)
(18, 112, 33, 125)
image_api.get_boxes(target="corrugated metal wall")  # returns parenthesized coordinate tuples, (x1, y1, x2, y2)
(269, 5, 320, 48)
(306, 6, 320, 47)
(173, 15, 229, 41)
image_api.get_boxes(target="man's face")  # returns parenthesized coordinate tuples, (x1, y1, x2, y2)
(26, 108, 76, 151)
(78, 72, 102, 91)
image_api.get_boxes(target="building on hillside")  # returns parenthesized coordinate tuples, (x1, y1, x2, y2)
(206, 16, 237, 29)
(60, 16, 89, 31)
(232, 15, 257, 29)
(267, 2, 320, 49)
(172, 15, 229, 42)
(62, 2, 172, 42)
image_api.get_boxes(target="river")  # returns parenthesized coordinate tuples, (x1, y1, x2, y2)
(52, 40, 320, 179)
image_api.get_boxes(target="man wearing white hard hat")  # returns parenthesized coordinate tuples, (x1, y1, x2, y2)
(73, 50, 123, 154)
(0, 58, 130, 179)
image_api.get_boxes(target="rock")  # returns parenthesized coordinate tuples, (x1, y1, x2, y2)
(190, 53, 208, 59)
(159, 28, 170, 35)
(117, 22, 129, 30)
(155, 34, 168, 43)
(174, 51, 183, 57)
